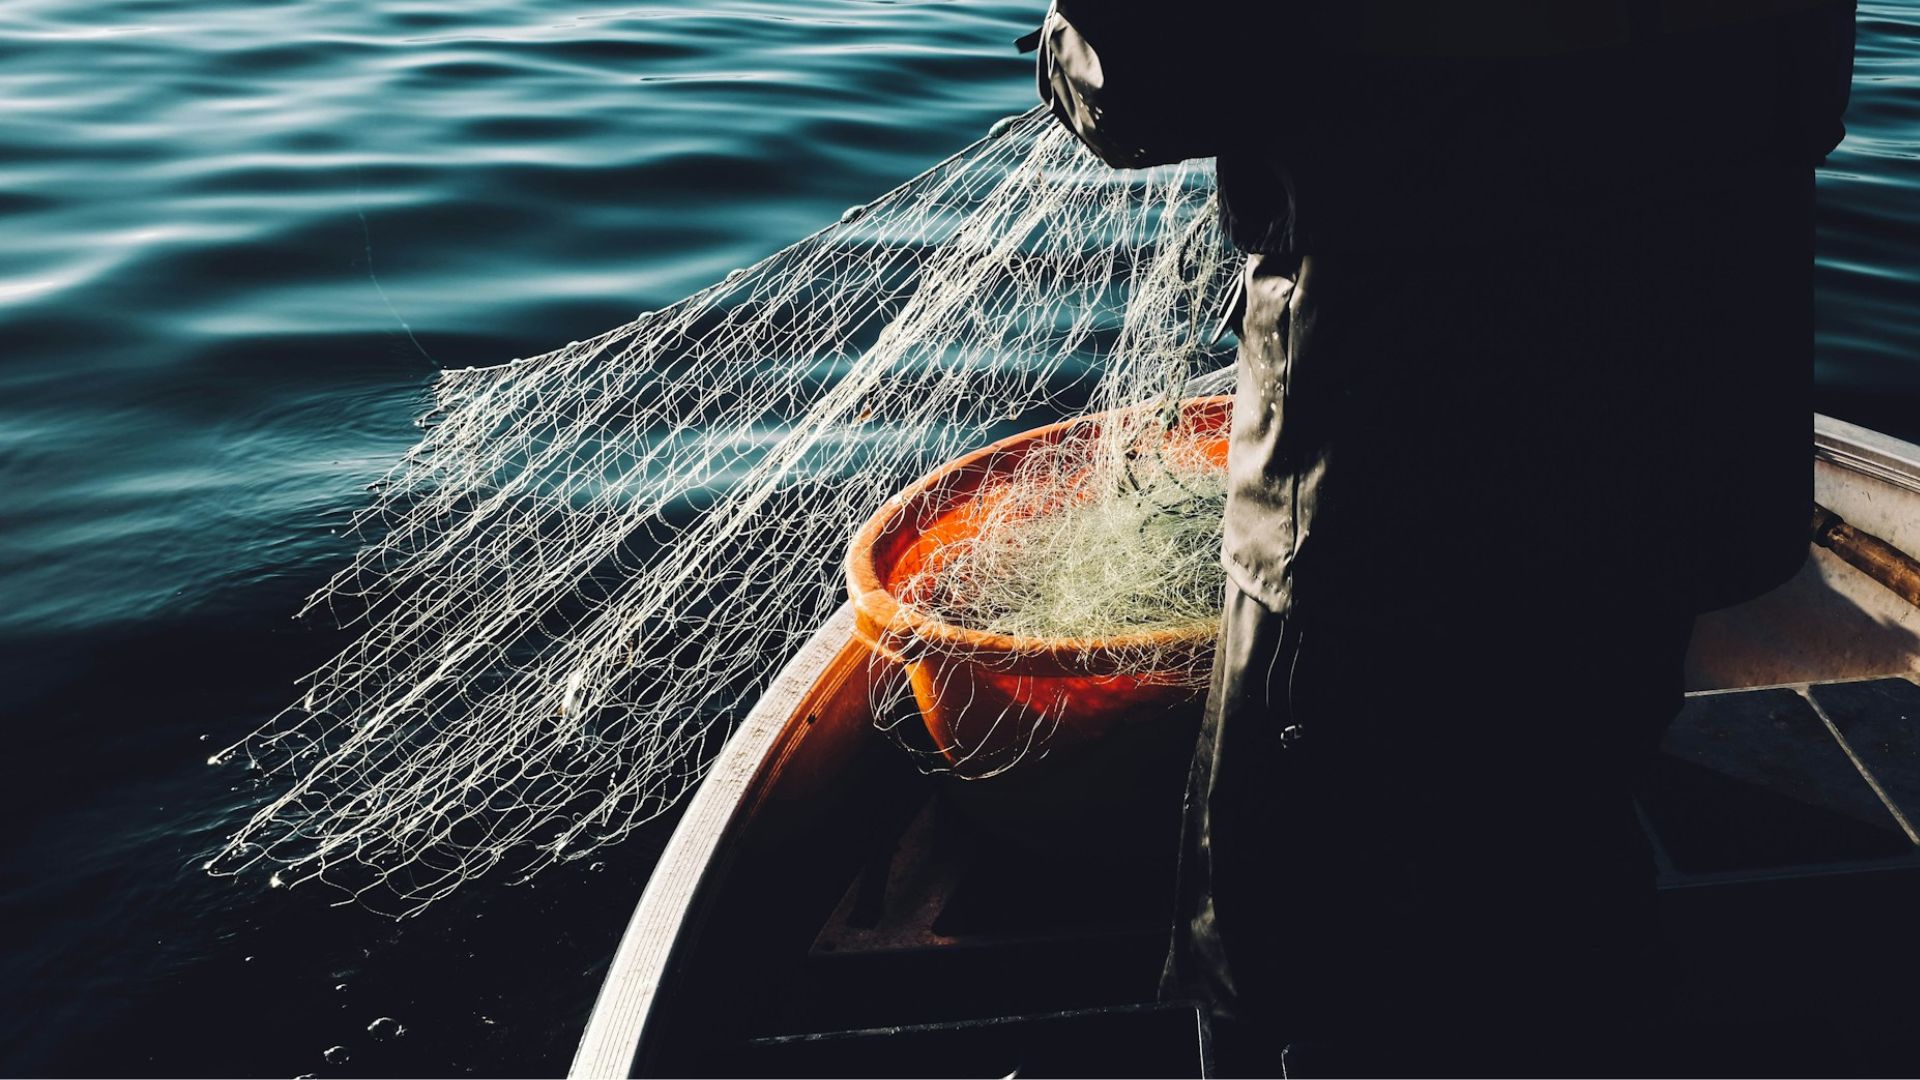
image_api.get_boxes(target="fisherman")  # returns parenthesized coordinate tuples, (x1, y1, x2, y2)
(1037, 2, 1857, 1074)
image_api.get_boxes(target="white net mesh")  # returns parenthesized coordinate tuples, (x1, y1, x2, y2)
(207, 108, 1239, 914)
(895, 407, 1228, 642)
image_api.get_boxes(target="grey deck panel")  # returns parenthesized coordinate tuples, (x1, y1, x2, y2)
(1809, 676, 1920, 838)
(1639, 687, 1911, 874)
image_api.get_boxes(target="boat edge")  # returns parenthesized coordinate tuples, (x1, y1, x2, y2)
(568, 604, 857, 1080)
(1816, 412, 1920, 497)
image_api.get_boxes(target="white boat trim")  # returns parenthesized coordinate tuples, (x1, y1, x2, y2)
(1817, 412, 1920, 499)
(568, 604, 856, 1080)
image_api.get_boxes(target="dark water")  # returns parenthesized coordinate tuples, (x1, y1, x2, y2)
(0, 3, 1033, 1076)
(1819, 3, 1920, 431)
(0, 2, 1914, 1076)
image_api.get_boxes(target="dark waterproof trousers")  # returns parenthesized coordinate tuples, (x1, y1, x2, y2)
(1173, 586, 1692, 1076)
(1168, 171, 1818, 1076)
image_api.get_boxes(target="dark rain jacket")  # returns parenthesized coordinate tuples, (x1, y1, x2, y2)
(1037, 7, 1857, 1058)
(1039, 0, 1857, 622)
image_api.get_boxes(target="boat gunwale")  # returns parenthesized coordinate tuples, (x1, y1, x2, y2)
(1816, 412, 1920, 498)
(568, 604, 861, 1080)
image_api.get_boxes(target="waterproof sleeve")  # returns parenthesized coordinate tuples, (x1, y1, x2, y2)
(1035, 0, 1234, 169)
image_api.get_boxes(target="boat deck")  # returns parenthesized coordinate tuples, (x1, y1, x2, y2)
(1649, 677, 1920, 878)
(1648, 675, 1920, 1076)
(659, 674, 1920, 1077)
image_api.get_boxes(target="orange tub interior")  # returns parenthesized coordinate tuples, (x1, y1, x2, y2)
(846, 396, 1232, 771)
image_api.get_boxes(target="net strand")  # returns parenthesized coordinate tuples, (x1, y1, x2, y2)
(209, 108, 1238, 915)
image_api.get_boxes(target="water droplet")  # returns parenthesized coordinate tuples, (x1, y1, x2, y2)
(725, 267, 747, 283)
(334, 983, 349, 993)
(368, 1016, 406, 1040)
(988, 115, 1020, 139)
(588, 861, 606, 873)
(269, 872, 286, 889)
(198, 733, 210, 742)
(323, 1046, 350, 1065)
(838, 203, 866, 224)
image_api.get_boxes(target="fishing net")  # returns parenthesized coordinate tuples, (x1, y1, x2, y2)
(857, 390, 1234, 780)
(207, 107, 1239, 914)
(896, 408, 1228, 642)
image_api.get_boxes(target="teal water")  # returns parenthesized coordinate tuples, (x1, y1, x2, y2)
(0, 2, 1914, 1075)
(1820, 3, 1920, 428)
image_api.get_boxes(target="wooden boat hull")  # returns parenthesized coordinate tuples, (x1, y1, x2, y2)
(573, 414, 1920, 1078)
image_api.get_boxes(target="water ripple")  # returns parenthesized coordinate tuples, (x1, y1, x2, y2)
(0, 2, 1034, 1075)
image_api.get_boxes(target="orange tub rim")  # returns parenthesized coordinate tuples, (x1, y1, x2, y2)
(844, 396, 1231, 672)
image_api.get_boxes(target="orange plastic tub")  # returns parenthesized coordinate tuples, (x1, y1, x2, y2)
(845, 396, 1231, 774)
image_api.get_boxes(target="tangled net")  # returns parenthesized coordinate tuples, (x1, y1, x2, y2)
(860, 391, 1233, 779)
(208, 107, 1240, 914)
(900, 415, 1227, 642)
